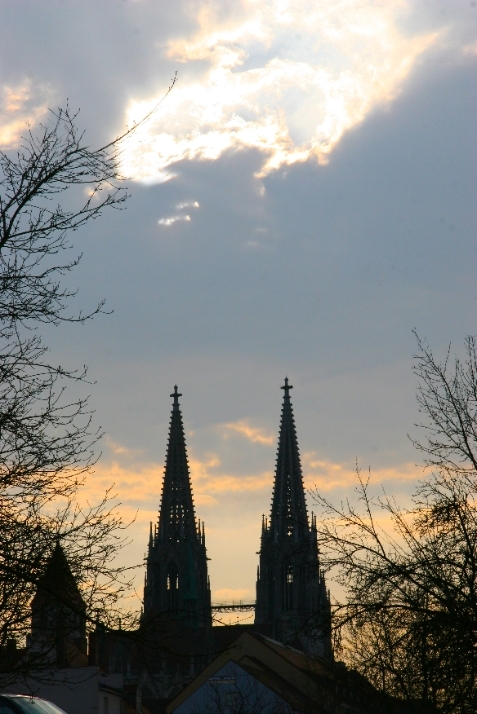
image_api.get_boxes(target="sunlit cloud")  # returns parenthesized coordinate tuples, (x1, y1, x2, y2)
(302, 452, 423, 493)
(223, 419, 275, 445)
(76, 449, 421, 527)
(0, 80, 52, 149)
(175, 200, 200, 209)
(158, 214, 191, 226)
(189, 454, 272, 496)
(158, 200, 200, 225)
(77, 449, 271, 521)
(213, 588, 253, 602)
(463, 40, 477, 56)
(81, 462, 161, 508)
(121, 0, 439, 182)
(104, 435, 143, 457)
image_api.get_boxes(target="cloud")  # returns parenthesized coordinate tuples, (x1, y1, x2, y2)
(158, 200, 200, 226)
(121, 0, 438, 182)
(302, 452, 423, 493)
(104, 435, 143, 457)
(158, 214, 191, 226)
(223, 419, 275, 445)
(175, 200, 200, 209)
(81, 461, 162, 508)
(212, 587, 253, 602)
(189, 454, 272, 496)
(76, 448, 271, 522)
(463, 40, 477, 56)
(76, 447, 421, 528)
(0, 80, 51, 149)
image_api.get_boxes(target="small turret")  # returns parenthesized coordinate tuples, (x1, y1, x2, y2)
(29, 541, 87, 667)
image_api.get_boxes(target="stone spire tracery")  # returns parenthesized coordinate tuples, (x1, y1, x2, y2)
(157, 386, 197, 544)
(269, 377, 309, 543)
(255, 379, 333, 660)
(143, 387, 211, 628)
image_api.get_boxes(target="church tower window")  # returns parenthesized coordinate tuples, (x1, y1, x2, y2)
(284, 563, 293, 610)
(166, 563, 179, 611)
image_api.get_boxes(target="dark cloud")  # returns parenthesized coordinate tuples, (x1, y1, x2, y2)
(34, 51, 474, 472)
(1, 0, 476, 594)
(0, 0, 188, 140)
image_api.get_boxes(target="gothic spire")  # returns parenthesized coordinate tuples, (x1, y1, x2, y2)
(256, 380, 332, 658)
(157, 386, 197, 543)
(269, 377, 309, 541)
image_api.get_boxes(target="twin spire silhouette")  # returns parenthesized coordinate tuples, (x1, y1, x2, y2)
(161, 377, 304, 545)
(143, 378, 331, 658)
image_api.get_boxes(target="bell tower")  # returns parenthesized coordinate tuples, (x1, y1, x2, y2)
(29, 541, 87, 667)
(143, 387, 211, 629)
(255, 379, 332, 659)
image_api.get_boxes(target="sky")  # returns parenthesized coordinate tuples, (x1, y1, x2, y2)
(0, 0, 476, 621)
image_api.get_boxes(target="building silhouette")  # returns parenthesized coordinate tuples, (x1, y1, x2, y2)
(143, 386, 211, 629)
(28, 540, 88, 668)
(142, 378, 330, 657)
(22, 380, 334, 708)
(255, 378, 332, 659)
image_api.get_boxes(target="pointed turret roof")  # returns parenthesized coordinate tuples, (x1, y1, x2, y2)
(158, 386, 197, 543)
(32, 540, 85, 611)
(269, 378, 309, 541)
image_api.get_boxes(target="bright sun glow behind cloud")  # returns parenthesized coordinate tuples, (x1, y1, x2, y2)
(122, 0, 438, 182)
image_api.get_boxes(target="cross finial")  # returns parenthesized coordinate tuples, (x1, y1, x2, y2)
(170, 385, 182, 409)
(281, 376, 293, 397)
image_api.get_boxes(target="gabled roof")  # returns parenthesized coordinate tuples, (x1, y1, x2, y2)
(166, 630, 405, 714)
(166, 631, 336, 714)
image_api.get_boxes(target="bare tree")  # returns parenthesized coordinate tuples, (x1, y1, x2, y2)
(0, 104, 131, 494)
(0, 104, 150, 684)
(411, 331, 477, 472)
(0, 76, 176, 497)
(313, 334, 477, 714)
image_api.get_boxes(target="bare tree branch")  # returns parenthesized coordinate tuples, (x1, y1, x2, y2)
(312, 334, 477, 714)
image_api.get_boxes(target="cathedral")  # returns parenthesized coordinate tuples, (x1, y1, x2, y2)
(25, 379, 333, 707)
(140, 378, 331, 659)
(135, 377, 332, 681)
(18, 381, 414, 713)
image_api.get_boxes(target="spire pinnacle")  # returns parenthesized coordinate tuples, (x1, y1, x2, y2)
(158, 387, 197, 542)
(281, 376, 293, 398)
(269, 379, 308, 540)
(171, 385, 182, 410)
